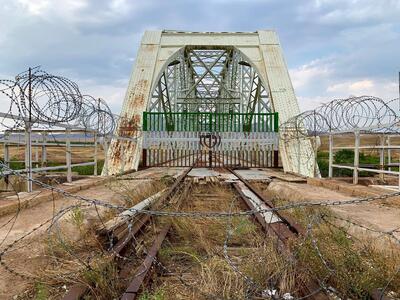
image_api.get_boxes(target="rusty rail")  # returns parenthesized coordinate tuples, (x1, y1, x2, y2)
(121, 224, 171, 300)
(119, 167, 193, 299)
(228, 168, 305, 236)
(61, 166, 193, 300)
(229, 167, 394, 300)
(229, 168, 329, 300)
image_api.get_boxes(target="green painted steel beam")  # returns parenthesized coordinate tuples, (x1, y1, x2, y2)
(142, 111, 278, 133)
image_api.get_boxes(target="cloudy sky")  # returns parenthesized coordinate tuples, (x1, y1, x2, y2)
(0, 0, 399, 112)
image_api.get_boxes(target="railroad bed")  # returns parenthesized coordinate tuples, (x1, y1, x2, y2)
(60, 165, 328, 300)
(1, 164, 399, 300)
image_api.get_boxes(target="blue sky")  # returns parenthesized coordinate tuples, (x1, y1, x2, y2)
(0, 0, 399, 112)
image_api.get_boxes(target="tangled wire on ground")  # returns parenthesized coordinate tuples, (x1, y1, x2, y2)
(0, 163, 399, 299)
(0, 67, 116, 136)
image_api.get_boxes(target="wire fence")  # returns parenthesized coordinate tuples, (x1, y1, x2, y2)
(0, 162, 399, 299)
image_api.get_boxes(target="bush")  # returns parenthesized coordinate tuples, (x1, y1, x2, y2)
(72, 160, 104, 175)
(317, 150, 379, 178)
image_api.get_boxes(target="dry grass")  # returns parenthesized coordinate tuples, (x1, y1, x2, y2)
(14, 177, 170, 299)
(150, 183, 302, 299)
(14, 178, 400, 299)
(0, 145, 104, 163)
(267, 192, 400, 298)
(106, 178, 167, 208)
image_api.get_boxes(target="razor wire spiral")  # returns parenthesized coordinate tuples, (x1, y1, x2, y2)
(280, 96, 400, 141)
(0, 67, 116, 136)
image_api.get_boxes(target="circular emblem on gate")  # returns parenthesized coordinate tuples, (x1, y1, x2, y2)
(199, 133, 221, 149)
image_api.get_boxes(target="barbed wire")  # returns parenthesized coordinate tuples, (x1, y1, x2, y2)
(280, 96, 400, 142)
(2, 162, 400, 219)
(0, 70, 400, 298)
(0, 67, 117, 136)
(0, 164, 399, 298)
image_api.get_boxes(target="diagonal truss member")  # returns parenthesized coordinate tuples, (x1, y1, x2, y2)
(243, 72, 261, 132)
(158, 71, 174, 131)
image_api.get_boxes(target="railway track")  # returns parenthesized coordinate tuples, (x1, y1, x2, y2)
(61, 155, 393, 299)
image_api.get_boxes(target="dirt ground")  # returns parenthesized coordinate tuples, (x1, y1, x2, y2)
(319, 134, 400, 156)
(0, 145, 105, 163)
(260, 179, 400, 239)
(0, 167, 184, 299)
(0, 167, 399, 299)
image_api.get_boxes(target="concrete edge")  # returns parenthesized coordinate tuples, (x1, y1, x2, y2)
(0, 177, 110, 218)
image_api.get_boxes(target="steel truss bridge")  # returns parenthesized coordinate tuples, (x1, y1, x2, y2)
(105, 30, 315, 176)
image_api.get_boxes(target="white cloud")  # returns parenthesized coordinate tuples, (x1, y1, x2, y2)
(16, 0, 50, 15)
(323, 78, 398, 102)
(327, 79, 375, 93)
(289, 59, 332, 89)
(297, 95, 330, 111)
(308, 0, 400, 25)
(79, 78, 128, 113)
(16, 0, 88, 19)
(0, 0, 399, 117)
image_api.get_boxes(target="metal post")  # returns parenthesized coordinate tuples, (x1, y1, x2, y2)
(34, 136, 39, 168)
(93, 132, 98, 175)
(3, 132, 10, 189)
(273, 150, 279, 168)
(328, 134, 333, 178)
(103, 137, 109, 176)
(313, 136, 319, 178)
(142, 149, 147, 168)
(379, 135, 385, 182)
(25, 124, 33, 192)
(41, 132, 47, 167)
(387, 135, 392, 172)
(297, 137, 301, 174)
(353, 130, 360, 185)
(66, 128, 72, 183)
(26, 67, 33, 192)
(4, 132, 9, 167)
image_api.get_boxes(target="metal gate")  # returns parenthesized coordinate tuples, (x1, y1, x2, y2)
(141, 112, 279, 168)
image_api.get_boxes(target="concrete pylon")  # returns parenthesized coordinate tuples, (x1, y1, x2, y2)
(103, 30, 315, 177)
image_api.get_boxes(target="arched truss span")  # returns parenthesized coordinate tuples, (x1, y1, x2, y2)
(148, 47, 271, 122)
(142, 47, 278, 168)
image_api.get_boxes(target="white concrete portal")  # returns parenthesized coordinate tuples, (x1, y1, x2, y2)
(104, 30, 315, 177)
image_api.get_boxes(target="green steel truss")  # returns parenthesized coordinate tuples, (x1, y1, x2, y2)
(147, 47, 272, 132)
(143, 111, 279, 133)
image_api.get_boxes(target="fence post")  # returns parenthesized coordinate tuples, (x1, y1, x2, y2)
(103, 137, 109, 176)
(93, 132, 98, 175)
(34, 136, 39, 168)
(25, 122, 33, 192)
(3, 132, 10, 189)
(328, 134, 333, 178)
(4, 132, 9, 167)
(66, 128, 72, 183)
(297, 136, 301, 174)
(41, 131, 47, 167)
(379, 135, 385, 182)
(353, 130, 360, 185)
(387, 135, 392, 172)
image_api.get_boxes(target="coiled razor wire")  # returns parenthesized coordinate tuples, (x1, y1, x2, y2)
(280, 96, 400, 141)
(0, 67, 116, 136)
